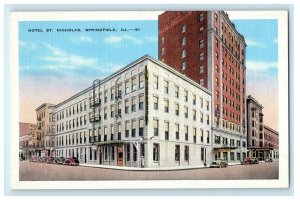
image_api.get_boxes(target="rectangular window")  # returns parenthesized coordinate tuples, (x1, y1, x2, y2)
(175, 86, 179, 98)
(199, 40, 204, 48)
(199, 13, 204, 21)
(207, 130, 210, 143)
(201, 129, 204, 142)
(132, 77, 137, 92)
(201, 147, 204, 161)
(164, 80, 169, 94)
(164, 100, 169, 113)
(200, 112, 203, 123)
(139, 119, 144, 136)
(193, 110, 196, 121)
(164, 121, 169, 140)
(131, 98, 137, 112)
(230, 152, 235, 161)
(193, 128, 197, 143)
(184, 90, 188, 102)
(193, 95, 196, 105)
(184, 107, 188, 118)
(133, 145, 137, 161)
(184, 146, 189, 161)
(153, 96, 158, 110)
(153, 119, 159, 136)
(125, 121, 130, 138)
(161, 47, 165, 55)
(182, 37, 186, 45)
(104, 146, 108, 161)
(185, 126, 188, 141)
(125, 81, 130, 94)
(139, 74, 145, 88)
(139, 95, 144, 110)
(200, 53, 204, 60)
(111, 146, 115, 161)
(175, 124, 179, 140)
(132, 120, 137, 137)
(200, 27, 204, 33)
(125, 100, 129, 114)
(175, 145, 180, 161)
(153, 143, 159, 161)
(182, 25, 186, 33)
(182, 61, 186, 70)
(153, 75, 158, 89)
(206, 101, 210, 111)
(175, 104, 179, 116)
(182, 49, 186, 58)
(200, 79, 204, 86)
(199, 66, 204, 74)
(206, 115, 210, 125)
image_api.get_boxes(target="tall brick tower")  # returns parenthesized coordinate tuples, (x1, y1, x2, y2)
(159, 11, 248, 162)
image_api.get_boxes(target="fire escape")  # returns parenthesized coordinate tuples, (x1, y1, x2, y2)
(89, 79, 101, 144)
(114, 77, 122, 141)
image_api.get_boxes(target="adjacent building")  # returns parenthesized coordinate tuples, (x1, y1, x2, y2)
(246, 95, 279, 161)
(158, 11, 247, 163)
(35, 55, 212, 168)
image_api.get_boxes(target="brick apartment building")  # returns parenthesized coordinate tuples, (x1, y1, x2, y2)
(158, 11, 247, 162)
(263, 125, 279, 160)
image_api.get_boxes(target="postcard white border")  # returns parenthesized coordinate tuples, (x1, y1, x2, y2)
(9, 11, 289, 190)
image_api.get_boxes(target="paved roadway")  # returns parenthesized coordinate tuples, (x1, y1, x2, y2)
(19, 161, 279, 181)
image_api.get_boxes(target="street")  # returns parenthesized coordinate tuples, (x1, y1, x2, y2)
(19, 161, 279, 181)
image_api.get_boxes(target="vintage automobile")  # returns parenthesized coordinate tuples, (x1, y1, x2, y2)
(251, 157, 259, 164)
(55, 157, 66, 164)
(210, 159, 228, 168)
(265, 157, 273, 162)
(45, 156, 55, 164)
(241, 157, 252, 165)
(30, 155, 39, 162)
(63, 157, 79, 166)
(38, 157, 46, 163)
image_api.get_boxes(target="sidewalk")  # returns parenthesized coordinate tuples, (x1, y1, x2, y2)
(79, 162, 242, 171)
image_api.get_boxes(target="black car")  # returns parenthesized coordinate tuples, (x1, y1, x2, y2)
(251, 157, 259, 164)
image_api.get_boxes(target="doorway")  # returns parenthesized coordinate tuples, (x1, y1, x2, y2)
(117, 145, 124, 166)
(99, 148, 103, 165)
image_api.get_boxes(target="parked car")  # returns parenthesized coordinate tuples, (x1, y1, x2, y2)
(19, 156, 25, 161)
(265, 157, 273, 162)
(38, 157, 46, 163)
(46, 156, 55, 164)
(241, 157, 252, 165)
(64, 157, 79, 166)
(30, 155, 39, 162)
(210, 159, 228, 168)
(55, 157, 66, 164)
(251, 157, 259, 164)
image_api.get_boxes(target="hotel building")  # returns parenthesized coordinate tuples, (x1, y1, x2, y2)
(158, 11, 247, 162)
(35, 55, 212, 168)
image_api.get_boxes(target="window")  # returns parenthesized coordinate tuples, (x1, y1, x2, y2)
(200, 53, 204, 60)
(139, 95, 144, 110)
(182, 61, 186, 70)
(133, 145, 137, 161)
(132, 77, 137, 91)
(139, 119, 144, 136)
(111, 88, 115, 101)
(175, 145, 180, 161)
(153, 75, 158, 89)
(131, 98, 137, 112)
(104, 108, 107, 120)
(201, 147, 204, 161)
(185, 126, 188, 141)
(200, 112, 203, 123)
(104, 91, 108, 103)
(164, 121, 169, 140)
(184, 146, 189, 161)
(206, 115, 210, 125)
(184, 90, 188, 102)
(201, 129, 204, 142)
(164, 80, 169, 94)
(104, 146, 108, 161)
(132, 120, 137, 137)
(126, 144, 130, 161)
(153, 96, 158, 110)
(193, 128, 197, 143)
(182, 37, 186, 45)
(200, 79, 204, 86)
(200, 66, 204, 74)
(161, 37, 165, 44)
(125, 81, 130, 94)
(175, 104, 179, 116)
(161, 48, 165, 55)
(153, 119, 159, 136)
(175, 124, 179, 140)
(193, 95, 196, 105)
(207, 130, 210, 143)
(215, 135, 221, 144)
(200, 27, 204, 33)
(110, 105, 114, 118)
(199, 13, 204, 21)
(215, 51, 219, 59)
(104, 127, 107, 141)
(184, 107, 188, 118)
(153, 143, 159, 161)
(175, 86, 179, 98)
(230, 152, 235, 161)
(182, 25, 186, 33)
(164, 100, 169, 113)
(193, 110, 196, 121)
(182, 50, 186, 58)
(125, 121, 130, 138)
(199, 40, 204, 48)
(206, 101, 209, 111)
(125, 100, 130, 114)
(139, 74, 145, 88)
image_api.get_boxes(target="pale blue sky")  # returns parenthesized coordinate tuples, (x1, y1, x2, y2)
(19, 18, 278, 130)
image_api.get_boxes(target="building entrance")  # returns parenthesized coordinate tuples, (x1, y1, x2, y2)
(117, 146, 124, 166)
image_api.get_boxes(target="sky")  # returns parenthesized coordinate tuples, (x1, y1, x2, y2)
(19, 15, 278, 130)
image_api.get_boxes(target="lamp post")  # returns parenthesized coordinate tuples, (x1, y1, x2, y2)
(204, 145, 207, 167)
